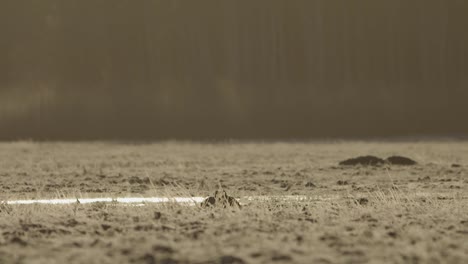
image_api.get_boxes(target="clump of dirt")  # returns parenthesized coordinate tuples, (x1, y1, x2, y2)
(219, 255, 246, 264)
(356, 198, 369, 206)
(201, 190, 241, 209)
(337, 180, 349, 186)
(10, 237, 28, 246)
(385, 156, 417, 166)
(339, 156, 385, 166)
(128, 176, 150, 185)
(154, 212, 162, 220)
(152, 245, 175, 254)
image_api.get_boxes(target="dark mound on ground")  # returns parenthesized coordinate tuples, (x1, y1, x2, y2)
(385, 156, 417, 166)
(339, 156, 385, 166)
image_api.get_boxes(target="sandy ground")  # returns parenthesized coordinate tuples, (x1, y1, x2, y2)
(0, 141, 467, 263)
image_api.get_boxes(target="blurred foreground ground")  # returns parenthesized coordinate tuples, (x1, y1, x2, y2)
(0, 141, 467, 263)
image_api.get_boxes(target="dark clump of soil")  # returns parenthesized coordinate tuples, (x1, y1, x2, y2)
(417, 176, 431, 182)
(152, 245, 175, 254)
(339, 156, 385, 166)
(220, 255, 246, 264)
(10, 237, 28, 246)
(385, 156, 417, 166)
(128, 176, 151, 185)
(101, 224, 112, 231)
(271, 254, 293, 262)
(139, 254, 179, 264)
(356, 198, 369, 206)
(337, 180, 349, 186)
(154, 212, 162, 220)
(201, 190, 241, 209)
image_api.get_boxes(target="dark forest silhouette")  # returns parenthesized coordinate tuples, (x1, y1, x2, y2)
(1, 1, 467, 140)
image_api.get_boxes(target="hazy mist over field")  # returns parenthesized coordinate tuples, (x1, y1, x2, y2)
(1, 0, 467, 139)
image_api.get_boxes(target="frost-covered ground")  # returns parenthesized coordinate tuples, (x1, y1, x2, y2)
(0, 141, 467, 263)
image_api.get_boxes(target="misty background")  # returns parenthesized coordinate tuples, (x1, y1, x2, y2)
(1, 0, 467, 140)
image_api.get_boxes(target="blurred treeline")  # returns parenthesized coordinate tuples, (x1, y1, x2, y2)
(1, 0, 468, 140)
